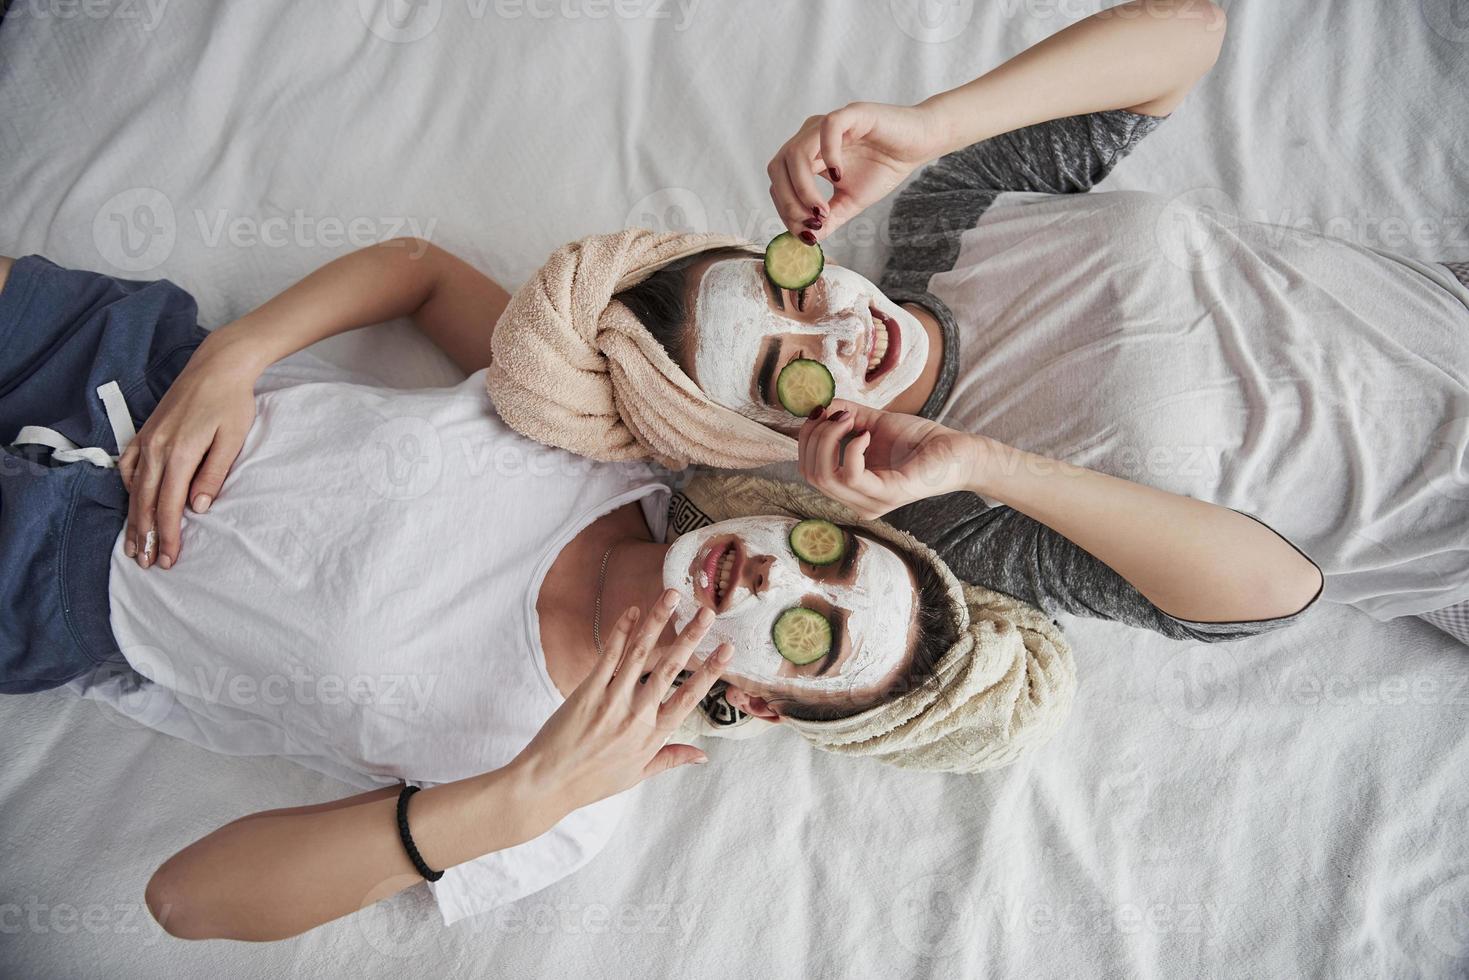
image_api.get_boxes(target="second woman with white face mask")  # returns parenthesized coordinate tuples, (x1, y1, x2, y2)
(661, 515, 917, 694)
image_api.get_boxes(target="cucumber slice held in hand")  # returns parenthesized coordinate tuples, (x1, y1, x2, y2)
(775, 358, 835, 417)
(788, 518, 847, 566)
(764, 231, 825, 290)
(771, 606, 834, 665)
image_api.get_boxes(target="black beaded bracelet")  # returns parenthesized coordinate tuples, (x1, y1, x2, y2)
(395, 784, 445, 882)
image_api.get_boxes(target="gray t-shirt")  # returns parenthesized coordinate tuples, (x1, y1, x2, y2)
(880, 108, 1469, 636)
(881, 110, 1318, 641)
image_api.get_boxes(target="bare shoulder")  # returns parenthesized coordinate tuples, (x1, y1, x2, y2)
(0, 256, 12, 296)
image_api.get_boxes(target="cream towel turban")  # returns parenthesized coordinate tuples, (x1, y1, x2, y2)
(680, 474, 1077, 775)
(486, 229, 800, 470)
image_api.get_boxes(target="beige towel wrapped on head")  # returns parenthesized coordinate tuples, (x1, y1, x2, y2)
(680, 474, 1077, 775)
(486, 229, 800, 469)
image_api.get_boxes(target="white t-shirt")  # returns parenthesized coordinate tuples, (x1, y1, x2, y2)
(929, 190, 1469, 618)
(104, 369, 670, 924)
(879, 110, 1469, 623)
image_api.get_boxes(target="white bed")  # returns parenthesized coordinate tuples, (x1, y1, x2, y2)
(2, 1, 1467, 975)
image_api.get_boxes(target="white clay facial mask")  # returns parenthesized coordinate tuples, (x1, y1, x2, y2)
(662, 516, 916, 693)
(692, 259, 929, 426)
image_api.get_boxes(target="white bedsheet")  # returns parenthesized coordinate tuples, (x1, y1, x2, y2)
(2, 1, 1467, 975)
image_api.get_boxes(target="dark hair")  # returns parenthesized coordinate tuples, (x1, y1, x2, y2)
(612, 245, 757, 368)
(778, 543, 960, 723)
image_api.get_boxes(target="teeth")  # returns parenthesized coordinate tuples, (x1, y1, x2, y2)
(867, 320, 889, 372)
(714, 550, 735, 601)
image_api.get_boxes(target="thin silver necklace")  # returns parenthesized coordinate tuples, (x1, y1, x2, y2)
(592, 542, 617, 657)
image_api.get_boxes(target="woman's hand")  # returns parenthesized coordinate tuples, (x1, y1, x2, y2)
(118, 332, 263, 569)
(798, 401, 982, 519)
(509, 591, 732, 820)
(767, 102, 945, 243)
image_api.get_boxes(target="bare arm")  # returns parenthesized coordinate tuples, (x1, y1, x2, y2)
(145, 597, 730, 942)
(962, 437, 1322, 623)
(768, 0, 1227, 238)
(921, 0, 1228, 143)
(800, 404, 1322, 626)
(146, 769, 549, 942)
(207, 237, 510, 377)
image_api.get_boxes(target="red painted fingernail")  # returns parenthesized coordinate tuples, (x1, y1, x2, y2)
(830, 410, 849, 422)
(800, 231, 817, 245)
(811, 205, 824, 218)
(809, 405, 825, 420)
(803, 218, 822, 230)
(828, 167, 841, 183)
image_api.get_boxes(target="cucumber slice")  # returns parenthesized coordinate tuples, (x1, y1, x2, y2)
(772, 607, 833, 665)
(775, 358, 835, 417)
(789, 518, 846, 566)
(764, 231, 825, 290)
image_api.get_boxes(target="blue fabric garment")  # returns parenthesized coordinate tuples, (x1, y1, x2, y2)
(0, 256, 207, 694)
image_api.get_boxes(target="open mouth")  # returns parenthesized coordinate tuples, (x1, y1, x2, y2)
(694, 538, 743, 613)
(865, 307, 901, 383)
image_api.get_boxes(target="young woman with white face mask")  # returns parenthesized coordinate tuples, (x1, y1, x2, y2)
(0, 251, 973, 942)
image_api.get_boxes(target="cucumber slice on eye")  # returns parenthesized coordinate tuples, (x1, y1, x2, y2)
(788, 518, 846, 566)
(775, 358, 835, 417)
(772, 607, 833, 666)
(763, 231, 825, 290)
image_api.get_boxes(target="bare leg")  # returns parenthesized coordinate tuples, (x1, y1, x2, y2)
(0, 256, 13, 297)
